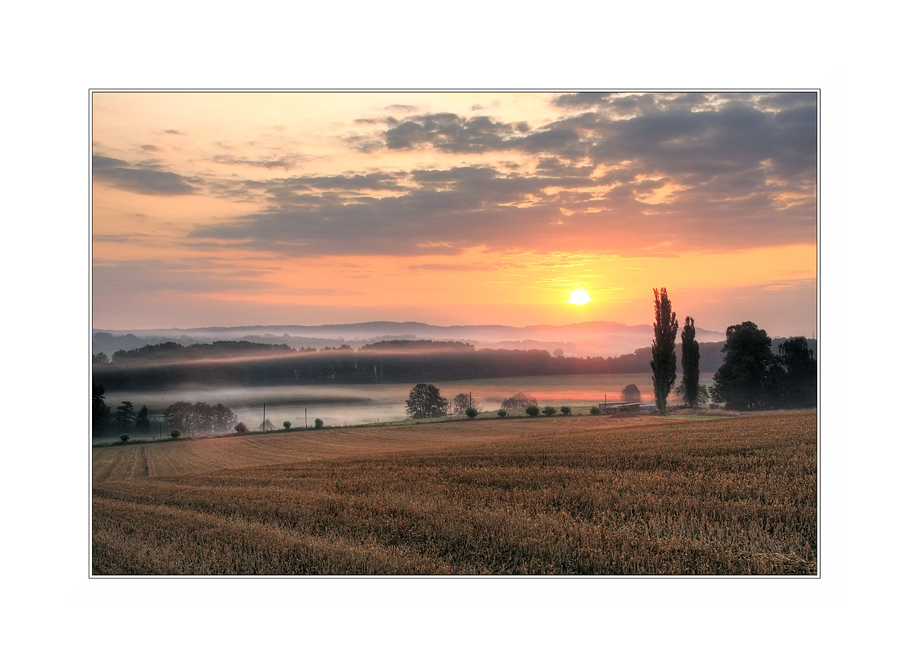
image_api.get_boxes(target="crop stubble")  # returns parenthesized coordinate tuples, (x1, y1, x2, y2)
(92, 411, 817, 575)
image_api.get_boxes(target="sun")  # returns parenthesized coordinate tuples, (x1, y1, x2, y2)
(568, 289, 591, 305)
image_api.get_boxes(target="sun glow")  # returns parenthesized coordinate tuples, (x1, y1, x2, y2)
(568, 289, 591, 305)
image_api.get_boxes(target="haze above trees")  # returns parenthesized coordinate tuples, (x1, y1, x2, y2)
(92, 320, 727, 361)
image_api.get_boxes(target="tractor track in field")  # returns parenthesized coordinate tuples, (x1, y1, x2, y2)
(133, 446, 150, 478)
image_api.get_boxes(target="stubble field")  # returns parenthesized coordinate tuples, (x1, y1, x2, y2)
(92, 411, 817, 576)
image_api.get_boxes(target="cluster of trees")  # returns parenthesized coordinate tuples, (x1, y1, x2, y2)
(405, 385, 586, 421)
(711, 322, 816, 409)
(360, 340, 474, 352)
(622, 384, 641, 403)
(161, 401, 239, 435)
(500, 392, 537, 409)
(405, 384, 450, 419)
(92, 384, 152, 436)
(93, 340, 297, 365)
(92, 384, 242, 439)
(650, 288, 816, 413)
(93, 338, 740, 392)
(403, 385, 486, 419)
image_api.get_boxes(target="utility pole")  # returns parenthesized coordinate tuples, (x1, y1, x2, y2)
(263, 403, 266, 431)
(305, 408, 307, 429)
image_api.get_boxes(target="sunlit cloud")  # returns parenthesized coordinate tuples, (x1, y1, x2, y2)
(91, 91, 817, 335)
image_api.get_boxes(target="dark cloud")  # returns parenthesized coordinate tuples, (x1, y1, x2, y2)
(93, 154, 197, 195)
(380, 112, 530, 153)
(188, 164, 571, 256)
(140, 144, 160, 151)
(209, 154, 301, 170)
(164, 129, 185, 134)
(550, 92, 619, 108)
(186, 92, 816, 258)
(208, 171, 410, 204)
(534, 157, 594, 178)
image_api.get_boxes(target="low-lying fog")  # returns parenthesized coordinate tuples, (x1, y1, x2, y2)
(102, 373, 656, 436)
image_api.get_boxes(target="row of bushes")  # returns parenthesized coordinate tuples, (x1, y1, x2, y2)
(498, 405, 601, 418)
(112, 417, 327, 444)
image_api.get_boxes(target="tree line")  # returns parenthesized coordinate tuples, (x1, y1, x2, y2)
(92, 340, 301, 365)
(92, 338, 779, 391)
(649, 288, 816, 413)
(92, 383, 241, 440)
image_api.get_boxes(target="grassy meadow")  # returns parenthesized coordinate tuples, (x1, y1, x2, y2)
(92, 411, 817, 576)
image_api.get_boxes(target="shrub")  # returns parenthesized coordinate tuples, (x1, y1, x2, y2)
(170, 429, 181, 439)
(497, 409, 507, 418)
(542, 406, 557, 416)
(314, 418, 324, 429)
(560, 406, 571, 415)
(622, 384, 642, 404)
(465, 407, 479, 419)
(525, 405, 540, 417)
(119, 434, 130, 443)
(590, 406, 601, 415)
(283, 421, 292, 430)
(235, 422, 249, 434)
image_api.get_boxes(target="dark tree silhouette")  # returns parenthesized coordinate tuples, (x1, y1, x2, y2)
(773, 337, 817, 408)
(211, 403, 238, 431)
(501, 392, 536, 409)
(650, 288, 678, 415)
(711, 322, 776, 410)
(622, 384, 641, 404)
(681, 317, 701, 407)
(405, 383, 448, 419)
(452, 393, 473, 415)
(163, 401, 195, 433)
(135, 405, 151, 434)
(163, 401, 237, 434)
(114, 401, 136, 432)
(92, 383, 111, 434)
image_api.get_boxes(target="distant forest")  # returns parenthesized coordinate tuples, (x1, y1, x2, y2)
(91, 338, 816, 391)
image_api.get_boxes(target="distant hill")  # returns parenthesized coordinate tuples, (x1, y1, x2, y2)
(91, 335, 816, 392)
(92, 320, 727, 359)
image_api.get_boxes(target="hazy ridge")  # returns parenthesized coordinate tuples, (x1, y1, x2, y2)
(93, 320, 726, 359)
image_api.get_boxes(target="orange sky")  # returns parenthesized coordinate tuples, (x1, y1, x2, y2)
(92, 91, 817, 337)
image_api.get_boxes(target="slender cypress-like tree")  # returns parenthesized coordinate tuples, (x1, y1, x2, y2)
(681, 316, 700, 407)
(650, 288, 678, 415)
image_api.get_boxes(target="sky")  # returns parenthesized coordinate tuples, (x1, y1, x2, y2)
(92, 91, 817, 337)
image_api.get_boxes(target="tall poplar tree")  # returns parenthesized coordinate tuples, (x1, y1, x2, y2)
(681, 316, 700, 407)
(650, 288, 678, 415)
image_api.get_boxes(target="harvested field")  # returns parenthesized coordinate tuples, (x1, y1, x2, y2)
(92, 411, 817, 576)
(92, 415, 667, 483)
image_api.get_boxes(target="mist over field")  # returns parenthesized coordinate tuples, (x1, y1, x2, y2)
(100, 373, 659, 436)
(92, 320, 726, 359)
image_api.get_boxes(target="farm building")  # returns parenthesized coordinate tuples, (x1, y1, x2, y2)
(598, 402, 642, 413)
